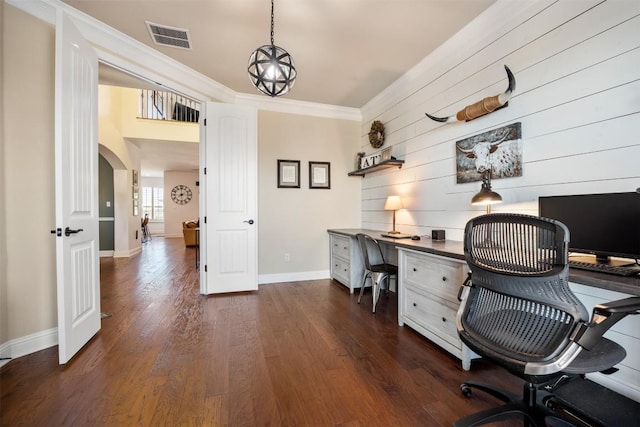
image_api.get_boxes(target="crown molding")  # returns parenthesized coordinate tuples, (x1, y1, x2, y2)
(8, 0, 362, 121)
(236, 93, 362, 121)
(8, 0, 235, 102)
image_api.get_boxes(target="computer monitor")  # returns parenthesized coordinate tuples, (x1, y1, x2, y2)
(538, 192, 640, 263)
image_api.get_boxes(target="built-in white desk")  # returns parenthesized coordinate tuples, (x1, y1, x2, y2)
(328, 228, 640, 402)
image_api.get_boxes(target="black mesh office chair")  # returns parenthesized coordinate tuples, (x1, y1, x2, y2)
(356, 233, 398, 313)
(454, 213, 640, 427)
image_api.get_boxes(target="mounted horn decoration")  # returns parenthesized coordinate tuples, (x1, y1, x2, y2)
(426, 65, 516, 123)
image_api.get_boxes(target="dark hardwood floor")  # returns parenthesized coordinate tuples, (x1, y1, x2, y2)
(0, 237, 522, 426)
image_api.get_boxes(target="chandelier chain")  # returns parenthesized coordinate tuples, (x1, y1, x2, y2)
(270, 0, 275, 45)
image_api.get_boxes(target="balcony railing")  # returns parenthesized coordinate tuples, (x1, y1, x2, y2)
(139, 89, 200, 123)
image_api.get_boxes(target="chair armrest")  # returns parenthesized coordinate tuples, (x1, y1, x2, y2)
(594, 296, 640, 315)
(572, 297, 640, 350)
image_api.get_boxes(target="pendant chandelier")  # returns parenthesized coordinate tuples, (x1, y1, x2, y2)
(247, 0, 296, 97)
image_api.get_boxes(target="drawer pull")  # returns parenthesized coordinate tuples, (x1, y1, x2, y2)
(442, 317, 447, 322)
(413, 302, 417, 307)
(344, 246, 348, 250)
(442, 276, 447, 282)
(413, 268, 417, 272)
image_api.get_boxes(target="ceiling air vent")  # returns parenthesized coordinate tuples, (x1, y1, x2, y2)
(146, 21, 192, 50)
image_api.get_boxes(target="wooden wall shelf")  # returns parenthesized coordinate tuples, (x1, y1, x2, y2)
(348, 159, 404, 177)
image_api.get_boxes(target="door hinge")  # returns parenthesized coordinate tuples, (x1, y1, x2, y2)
(204, 167, 207, 175)
(204, 265, 207, 272)
(204, 217, 207, 224)
(204, 118, 207, 126)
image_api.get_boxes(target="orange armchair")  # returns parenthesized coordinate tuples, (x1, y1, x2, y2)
(182, 220, 199, 247)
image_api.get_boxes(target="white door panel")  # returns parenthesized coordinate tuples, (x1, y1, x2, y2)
(55, 10, 100, 363)
(204, 103, 257, 294)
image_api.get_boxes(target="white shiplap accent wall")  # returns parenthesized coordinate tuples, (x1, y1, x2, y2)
(359, 0, 640, 242)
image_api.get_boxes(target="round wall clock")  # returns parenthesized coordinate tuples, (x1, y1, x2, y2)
(171, 184, 192, 205)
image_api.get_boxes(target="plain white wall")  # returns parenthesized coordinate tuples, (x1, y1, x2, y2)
(359, 0, 640, 241)
(0, 0, 8, 350)
(2, 4, 57, 342)
(163, 171, 200, 238)
(257, 111, 361, 281)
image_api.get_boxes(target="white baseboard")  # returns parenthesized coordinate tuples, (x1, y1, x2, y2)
(100, 250, 114, 257)
(259, 270, 330, 285)
(0, 341, 10, 369)
(113, 245, 142, 258)
(0, 327, 58, 369)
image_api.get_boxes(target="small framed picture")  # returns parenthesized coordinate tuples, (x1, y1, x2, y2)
(277, 159, 300, 188)
(309, 161, 331, 189)
(132, 169, 139, 187)
(381, 147, 392, 162)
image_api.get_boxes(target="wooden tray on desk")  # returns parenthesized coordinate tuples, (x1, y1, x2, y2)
(381, 233, 412, 239)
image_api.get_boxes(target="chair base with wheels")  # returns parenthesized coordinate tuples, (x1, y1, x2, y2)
(454, 380, 575, 427)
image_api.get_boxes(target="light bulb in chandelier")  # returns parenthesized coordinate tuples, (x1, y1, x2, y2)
(248, 44, 296, 97)
(265, 63, 277, 80)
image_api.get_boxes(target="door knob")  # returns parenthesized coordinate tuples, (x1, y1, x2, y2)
(64, 227, 84, 237)
(243, 219, 254, 225)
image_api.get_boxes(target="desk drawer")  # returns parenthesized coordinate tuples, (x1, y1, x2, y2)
(403, 287, 460, 350)
(331, 255, 350, 285)
(404, 252, 465, 303)
(331, 234, 350, 260)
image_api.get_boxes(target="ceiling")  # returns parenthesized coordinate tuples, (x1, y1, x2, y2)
(75, 0, 496, 176)
(128, 138, 200, 177)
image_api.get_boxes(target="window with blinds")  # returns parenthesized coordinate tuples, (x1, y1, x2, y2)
(142, 186, 164, 221)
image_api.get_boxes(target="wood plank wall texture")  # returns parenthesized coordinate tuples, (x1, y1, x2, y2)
(359, 0, 640, 242)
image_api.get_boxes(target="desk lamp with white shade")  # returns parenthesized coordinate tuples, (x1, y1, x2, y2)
(384, 195, 404, 234)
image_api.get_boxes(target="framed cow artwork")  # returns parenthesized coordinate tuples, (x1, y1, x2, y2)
(455, 122, 522, 184)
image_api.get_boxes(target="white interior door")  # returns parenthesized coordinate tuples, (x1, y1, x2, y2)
(203, 103, 258, 294)
(54, 10, 101, 364)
